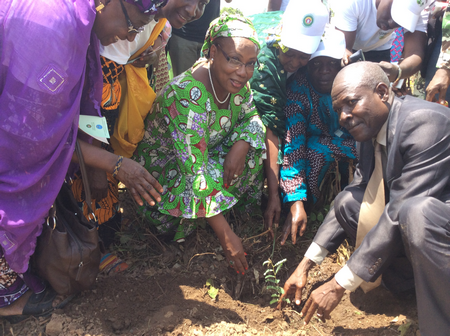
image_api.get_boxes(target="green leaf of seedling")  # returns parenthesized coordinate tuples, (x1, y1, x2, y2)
(206, 278, 214, 287)
(271, 294, 279, 298)
(275, 263, 284, 275)
(266, 285, 283, 294)
(263, 260, 270, 266)
(283, 298, 291, 304)
(265, 275, 275, 279)
(273, 258, 287, 267)
(317, 212, 324, 222)
(264, 269, 273, 276)
(208, 286, 219, 300)
(309, 213, 317, 222)
(269, 298, 279, 305)
(265, 278, 280, 285)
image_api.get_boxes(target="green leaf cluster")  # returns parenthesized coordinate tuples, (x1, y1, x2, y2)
(206, 278, 219, 300)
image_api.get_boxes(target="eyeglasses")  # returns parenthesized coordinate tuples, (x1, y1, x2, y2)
(215, 44, 259, 73)
(119, 0, 145, 34)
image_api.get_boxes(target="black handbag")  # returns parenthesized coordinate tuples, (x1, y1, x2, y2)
(34, 141, 102, 295)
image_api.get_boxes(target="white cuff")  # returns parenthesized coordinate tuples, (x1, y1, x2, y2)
(304, 242, 329, 265)
(335, 264, 364, 292)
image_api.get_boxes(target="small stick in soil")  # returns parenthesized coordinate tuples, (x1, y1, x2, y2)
(234, 275, 243, 300)
(310, 321, 325, 336)
(143, 228, 166, 252)
(243, 229, 270, 243)
(263, 326, 273, 334)
(187, 252, 215, 269)
(237, 276, 246, 299)
(155, 280, 165, 296)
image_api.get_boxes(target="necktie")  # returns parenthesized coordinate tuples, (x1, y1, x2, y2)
(356, 141, 385, 292)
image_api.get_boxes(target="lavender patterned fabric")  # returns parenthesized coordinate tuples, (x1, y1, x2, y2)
(0, 0, 102, 273)
(124, 0, 168, 15)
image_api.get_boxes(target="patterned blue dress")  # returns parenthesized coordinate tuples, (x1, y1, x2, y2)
(280, 69, 357, 204)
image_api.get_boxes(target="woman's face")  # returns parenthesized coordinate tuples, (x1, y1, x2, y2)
(278, 48, 311, 73)
(93, 0, 153, 46)
(157, 0, 209, 29)
(209, 37, 259, 95)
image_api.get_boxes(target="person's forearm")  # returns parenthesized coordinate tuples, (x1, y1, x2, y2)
(73, 139, 118, 174)
(398, 54, 423, 79)
(264, 128, 280, 198)
(400, 31, 427, 78)
(208, 213, 232, 241)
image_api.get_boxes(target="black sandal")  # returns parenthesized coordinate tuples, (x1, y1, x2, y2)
(3, 286, 74, 324)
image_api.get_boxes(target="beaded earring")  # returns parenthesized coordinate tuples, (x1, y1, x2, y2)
(96, 2, 105, 13)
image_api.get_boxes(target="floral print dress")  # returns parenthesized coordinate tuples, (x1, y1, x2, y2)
(134, 69, 266, 242)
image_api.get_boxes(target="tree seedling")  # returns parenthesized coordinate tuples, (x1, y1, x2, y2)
(263, 258, 289, 305)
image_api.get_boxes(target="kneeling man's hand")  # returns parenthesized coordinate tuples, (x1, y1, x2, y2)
(301, 277, 346, 324)
(277, 257, 314, 309)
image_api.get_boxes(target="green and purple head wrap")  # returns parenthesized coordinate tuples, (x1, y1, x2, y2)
(202, 14, 260, 58)
(124, 0, 167, 15)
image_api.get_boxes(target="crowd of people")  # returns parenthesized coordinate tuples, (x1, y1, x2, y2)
(1, 0, 449, 334)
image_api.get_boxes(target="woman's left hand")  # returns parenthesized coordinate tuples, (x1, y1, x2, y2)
(223, 140, 250, 188)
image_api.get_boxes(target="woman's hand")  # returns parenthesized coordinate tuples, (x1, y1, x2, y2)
(219, 229, 248, 275)
(86, 167, 109, 201)
(223, 140, 250, 188)
(341, 49, 353, 67)
(208, 214, 248, 274)
(116, 158, 163, 206)
(277, 257, 315, 309)
(131, 46, 159, 68)
(379, 61, 400, 82)
(264, 193, 281, 239)
(426, 68, 450, 104)
(281, 201, 307, 245)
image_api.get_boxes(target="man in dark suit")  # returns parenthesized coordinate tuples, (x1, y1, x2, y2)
(279, 62, 450, 335)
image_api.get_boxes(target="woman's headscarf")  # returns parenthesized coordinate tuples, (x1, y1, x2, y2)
(202, 14, 260, 58)
(124, 0, 167, 15)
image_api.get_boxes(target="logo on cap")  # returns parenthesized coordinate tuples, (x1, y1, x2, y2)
(303, 15, 314, 27)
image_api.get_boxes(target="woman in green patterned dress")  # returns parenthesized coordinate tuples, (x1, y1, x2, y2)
(134, 15, 266, 274)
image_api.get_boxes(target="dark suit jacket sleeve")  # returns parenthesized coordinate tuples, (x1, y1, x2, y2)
(313, 143, 367, 252)
(347, 107, 450, 282)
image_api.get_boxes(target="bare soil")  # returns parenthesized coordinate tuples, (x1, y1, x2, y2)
(3, 194, 419, 336)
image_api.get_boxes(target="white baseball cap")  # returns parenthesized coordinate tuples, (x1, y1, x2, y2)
(391, 0, 430, 33)
(280, 0, 329, 55)
(310, 27, 346, 61)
